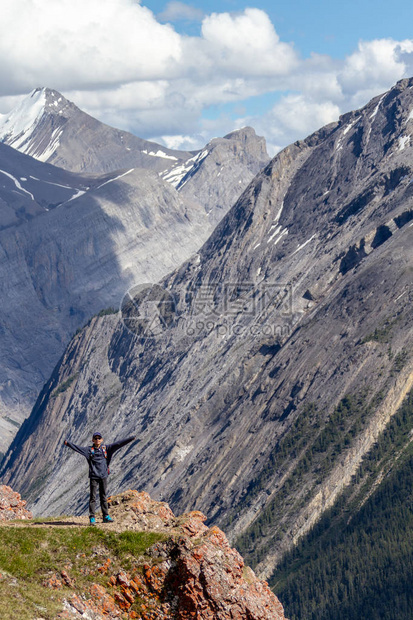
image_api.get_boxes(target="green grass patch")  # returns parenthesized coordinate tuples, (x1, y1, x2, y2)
(0, 525, 165, 619)
(51, 373, 79, 398)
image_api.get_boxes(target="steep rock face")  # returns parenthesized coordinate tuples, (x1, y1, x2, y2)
(3, 78, 413, 580)
(0, 151, 217, 454)
(163, 127, 270, 225)
(0, 485, 32, 520)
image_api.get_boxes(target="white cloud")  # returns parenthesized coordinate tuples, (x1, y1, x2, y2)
(1, 0, 413, 154)
(0, 0, 182, 93)
(161, 134, 206, 151)
(243, 94, 341, 156)
(231, 38, 413, 156)
(339, 39, 411, 94)
(199, 9, 298, 77)
(158, 1, 204, 23)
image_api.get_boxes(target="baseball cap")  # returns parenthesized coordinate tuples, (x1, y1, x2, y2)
(93, 432, 102, 439)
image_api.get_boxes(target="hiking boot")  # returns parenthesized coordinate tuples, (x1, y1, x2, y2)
(103, 515, 114, 523)
(89, 516, 96, 526)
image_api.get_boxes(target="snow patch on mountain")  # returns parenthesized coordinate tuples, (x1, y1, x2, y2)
(162, 150, 209, 188)
(398, 135, 411, 150)
(0, 168, 35, 201)
(292, 234, 316, 256)
(0, 89, 46, 145)
(141, 149, 178, 161)
(369, 94, 385, 120)
(0, 88, 64, 162)
(36, 127, 64, 162)
(96, 168, 135, 190)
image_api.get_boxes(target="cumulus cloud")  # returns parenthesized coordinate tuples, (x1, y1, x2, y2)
(240, 94, 340, 156)
(339, 39, 411, 94)
(199, 9, 298, 77)
(1, 0, 413, 153)
(0, 0, 182, 93)
(235, 38, 413, 156)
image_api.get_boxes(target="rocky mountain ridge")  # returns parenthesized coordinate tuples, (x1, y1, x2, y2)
(2, 78, 413, 585)
(163, 126, 269, 225)
(0, 96, 269, 453)
(0, 88, 193, 174)
(0, 487, 287, 620)
(0, 88, 270, 221)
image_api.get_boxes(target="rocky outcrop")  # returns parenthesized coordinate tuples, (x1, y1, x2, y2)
(0, 490, 286, 619)
(101, 490, 286, 620)
(0, 485, 32, 520)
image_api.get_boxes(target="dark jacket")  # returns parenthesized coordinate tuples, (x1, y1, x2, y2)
(65, 437, 135, 479)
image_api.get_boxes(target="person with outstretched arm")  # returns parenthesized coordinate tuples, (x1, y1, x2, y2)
(64, 431, 136, 525)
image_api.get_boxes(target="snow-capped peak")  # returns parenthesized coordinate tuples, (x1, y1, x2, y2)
(0, 88, 46, 145)
(0, 87, 68, 162)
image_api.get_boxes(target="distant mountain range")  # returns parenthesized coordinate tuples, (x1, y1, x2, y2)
(0, 87, 269, 223)
(0, 88, 269, 453)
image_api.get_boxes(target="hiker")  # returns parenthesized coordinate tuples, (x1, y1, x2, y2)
(64, 432, 136, 525)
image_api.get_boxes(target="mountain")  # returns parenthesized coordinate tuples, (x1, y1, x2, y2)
(0, 487, 287, 620)
(0, 143, 225, 456)
(0, 92, 269, 455)
(0, 87, 193, 174)
(0, 88, 270, 222)
(2, 76, 413, 596)
(0, 141, 101, 229)
(273, 390, 413, 619)
(162, 126, 269, 225)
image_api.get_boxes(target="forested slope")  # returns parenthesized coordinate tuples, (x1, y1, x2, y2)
(272, 388, 413, 620)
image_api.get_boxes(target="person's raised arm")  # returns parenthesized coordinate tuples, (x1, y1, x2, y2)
(63, 440, 90, 459)
(106, 436, 137, 456)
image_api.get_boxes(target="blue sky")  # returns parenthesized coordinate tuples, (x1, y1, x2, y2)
(149, 0, 412, 57)
(1, 0, 413, 154)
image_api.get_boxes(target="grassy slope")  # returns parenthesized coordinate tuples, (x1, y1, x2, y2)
(0, 526, 163, 619)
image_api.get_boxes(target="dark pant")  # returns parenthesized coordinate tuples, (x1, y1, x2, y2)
(89, 477, 109, 518)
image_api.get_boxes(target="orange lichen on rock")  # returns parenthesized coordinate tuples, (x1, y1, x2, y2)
(98, 558, 112, 574)
(0, 485, 32, 521)
(43, 574, 63, 589)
